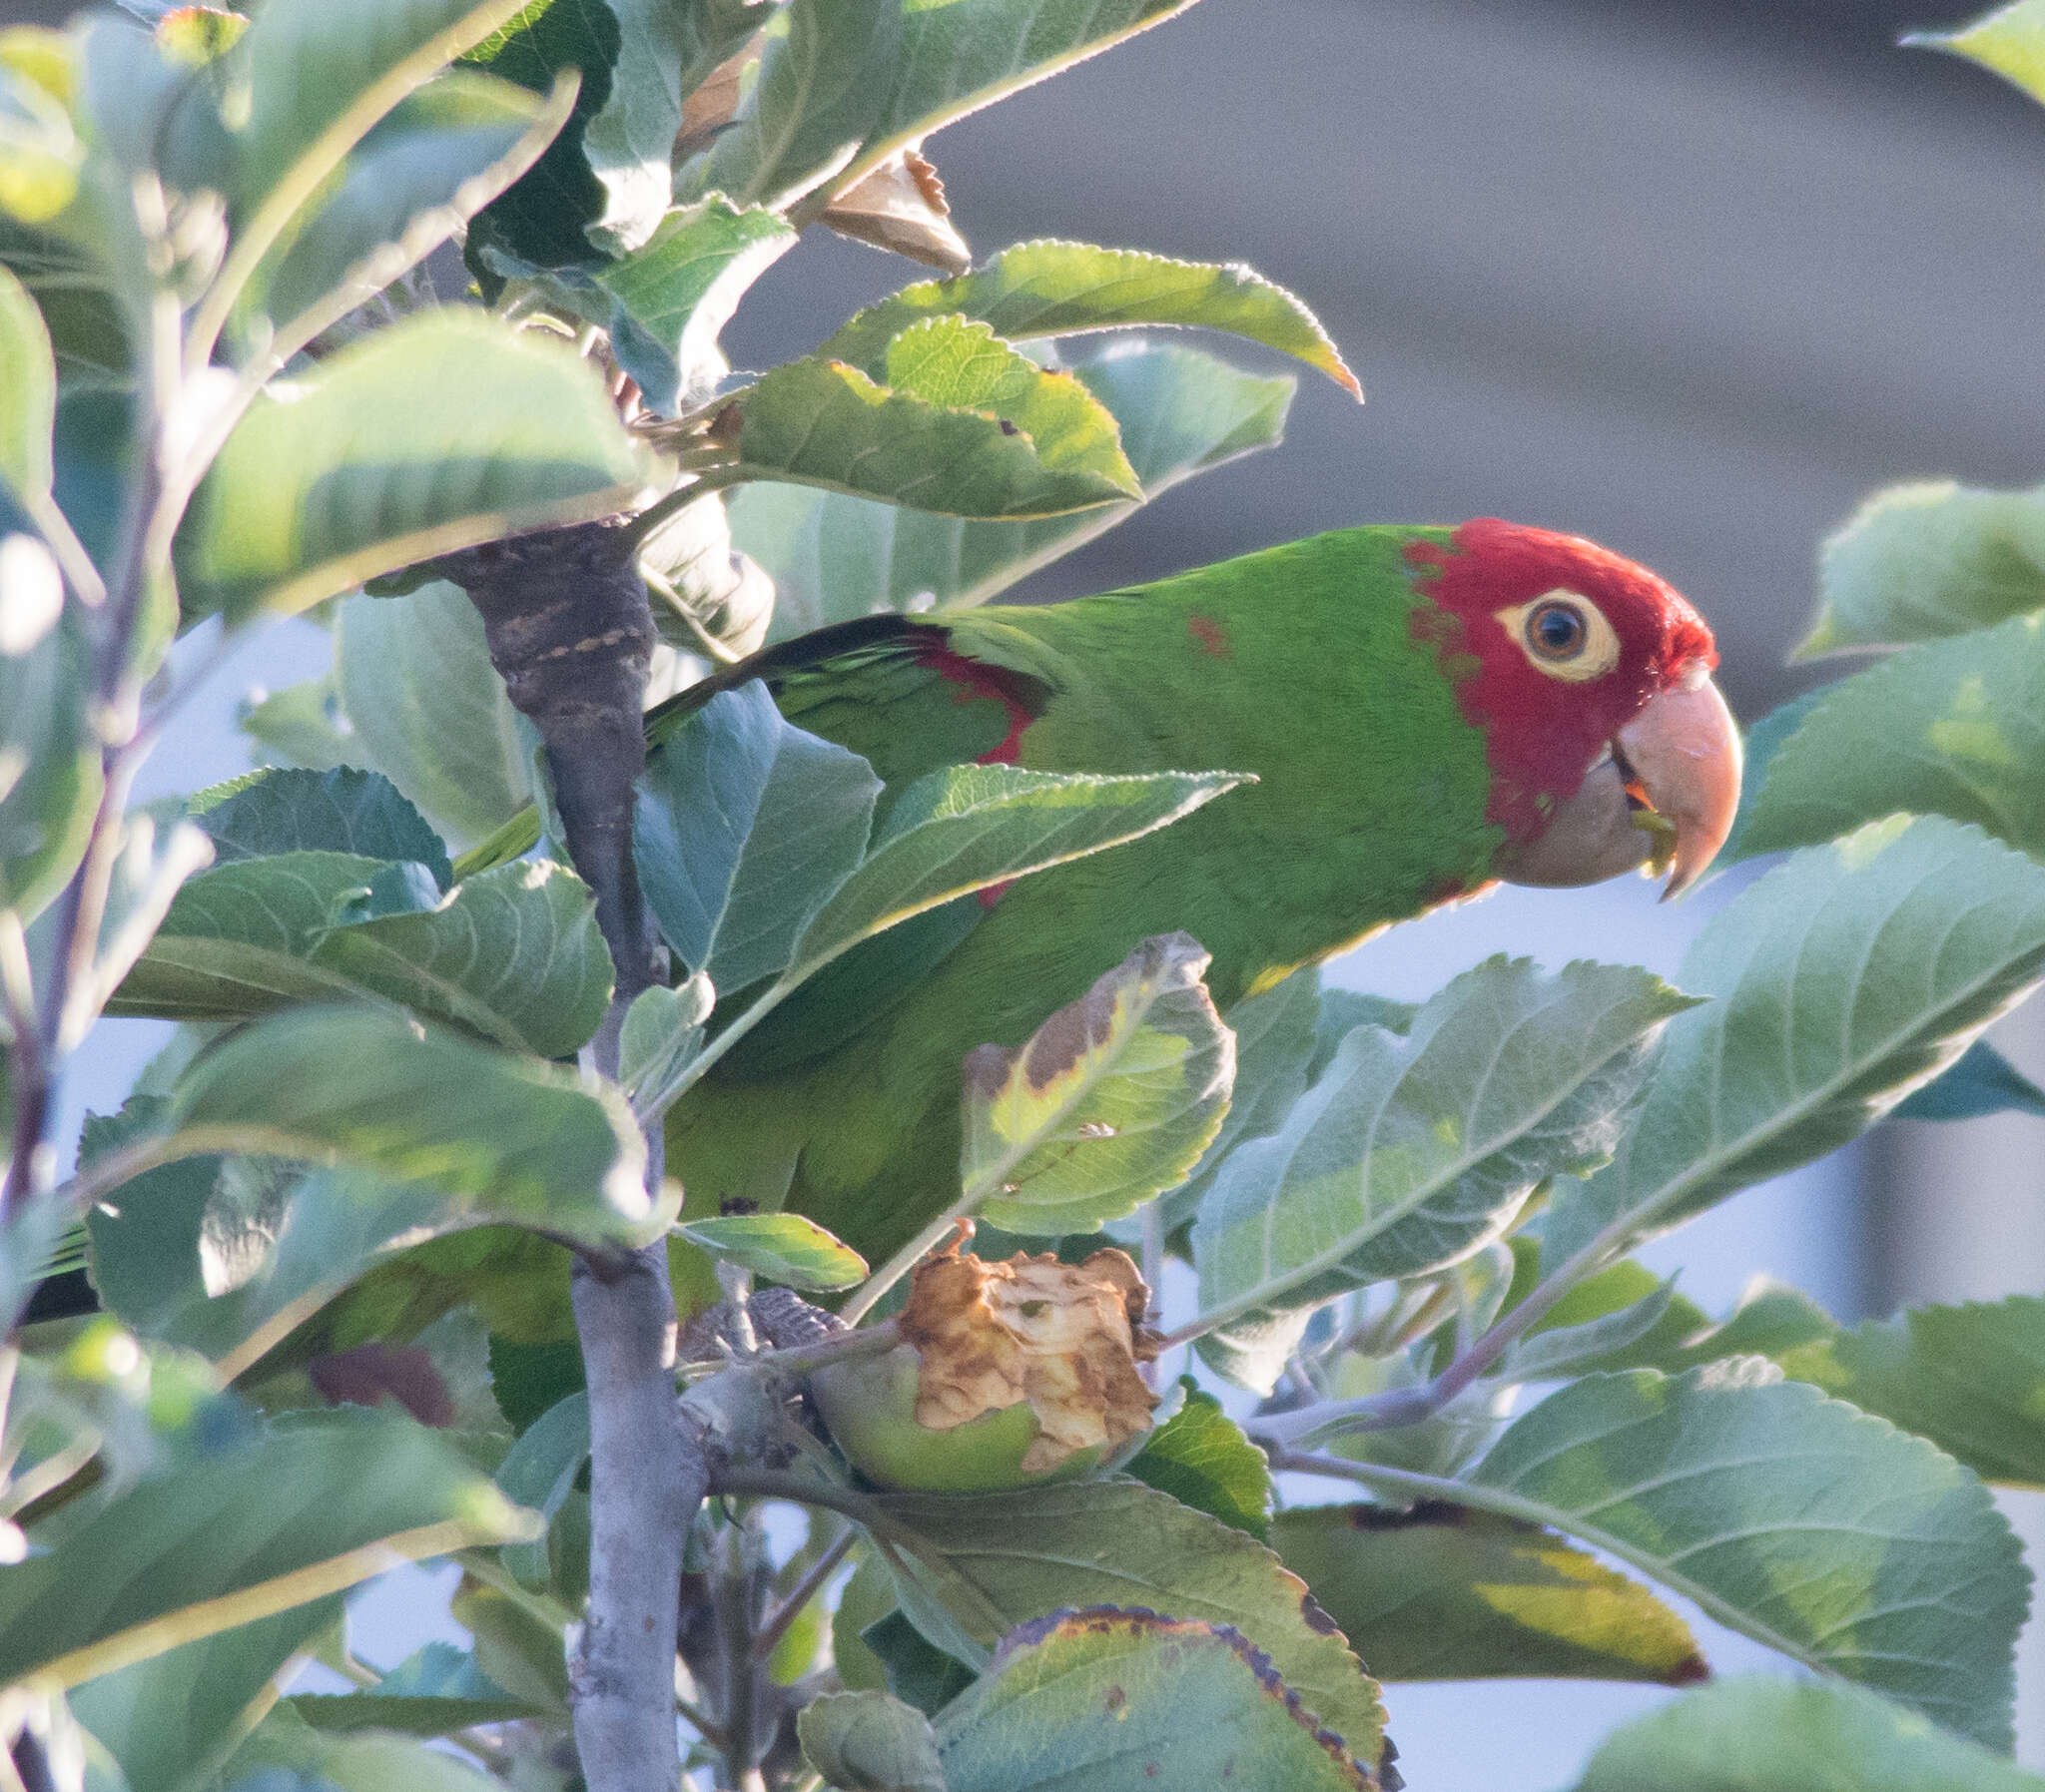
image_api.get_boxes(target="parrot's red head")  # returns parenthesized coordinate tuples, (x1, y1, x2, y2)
(1407, 518, 1741, 896)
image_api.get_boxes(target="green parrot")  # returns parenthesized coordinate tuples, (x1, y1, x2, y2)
(658, 518, 1741, 1271)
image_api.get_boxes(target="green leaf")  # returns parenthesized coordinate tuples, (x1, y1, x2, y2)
(880, 316, 1139, 497)
(70, 1597, 343, 1792)
(187, 0, 550, 362)
(0, 47, 82, 227)
(618, 971, 713, 1114)
(289, 1640, 537, 1735)
(1192, 957, 1696, 1348)
(579, 0, 763, 250)
(1546, 818, 2045, 1271)
(335, 581, 530, 849)
(1798, 479, 2045, 655)
(823, 241, 1358, 398)
(0, 531, 100, 919)
(1733, 614, 2045, 862)
(1525, 1267, 1836, 1380)
(1717, 686, 1825, 866)
(1502, 1276, 1681, 1381)
(784, 766, 1246, 993)
(1892, 1037, 2045, 1121)
(1459, 1363, 2028, 1747)
(239, 670, 359, 775)
(493, 1389, 588, 1587)
(934, 1608, 1377, 1792)
(243, 68, 576, 360)
(176, 309, 649, 620)
(225, 1701, 503, 1792)
(679, 1213, 867, 1291)
(1270, 1504, 1704, 1685)
(732, 352, 1137, 519)
(0, 260, 55, 506)
(961, 930, 1233, 1234)
(310, 858, 615, 1056)
(733, 339, 1294, 639)
(798, 1690, 946, 1792)
(874, 1479, 1386, 1766)
(593, 193, 797, 412)
(191, 767, 451, 886)
(110, 851, 397, 1020)
(1776, 1295, 2045, 1490)
(1570, 1674, 2045, 1792)
(634, 683, 881, 993)
(680, 0, 1199, 215)
(1123, 1380, 1272, 1540)
(164, 1004, 656, 1243)
(1905, 0, 2045, 110)
(0, 1406, 536, 1686)
(675, 0, 901, 212)
(1139, 965, 1322, 1241)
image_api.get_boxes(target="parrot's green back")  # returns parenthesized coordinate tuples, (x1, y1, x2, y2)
(668, 526, 1504, 1266)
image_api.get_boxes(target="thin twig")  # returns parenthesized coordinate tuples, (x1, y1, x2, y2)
(752, 1524, 853, 1662)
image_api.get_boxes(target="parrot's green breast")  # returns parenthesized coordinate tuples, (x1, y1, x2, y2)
(669, 526, 1505, 1265)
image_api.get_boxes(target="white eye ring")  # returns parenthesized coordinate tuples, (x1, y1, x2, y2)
(1493, 589, 1622, 683)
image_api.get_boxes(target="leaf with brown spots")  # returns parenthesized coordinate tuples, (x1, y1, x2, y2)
(961, 931, 1234, 1234)
(871, 1479, 1386, 1766)
(1271, 1503, 1705, 1685)
(933, 1606, 1380, 1791)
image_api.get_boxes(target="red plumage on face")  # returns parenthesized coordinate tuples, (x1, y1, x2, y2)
(1405, 518, 1718, 844)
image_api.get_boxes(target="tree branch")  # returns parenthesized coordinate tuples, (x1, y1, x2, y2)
(442, 521, 692, 1792)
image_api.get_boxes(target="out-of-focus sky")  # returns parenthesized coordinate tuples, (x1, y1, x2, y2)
(31, 0, 2045, 1785)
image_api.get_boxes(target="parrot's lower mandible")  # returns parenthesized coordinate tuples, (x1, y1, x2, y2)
(664, 518, 1741, 1270)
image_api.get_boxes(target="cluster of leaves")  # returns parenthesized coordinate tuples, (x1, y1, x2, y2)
(6, 0, 2045, 1789)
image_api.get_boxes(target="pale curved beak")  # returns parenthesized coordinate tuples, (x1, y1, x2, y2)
(1617, 672, 1743, 897)
(1494, 670, 1742, 899)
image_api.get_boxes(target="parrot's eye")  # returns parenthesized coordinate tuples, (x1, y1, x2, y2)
(1493, 590, 1623, 683)
(1527, 601, 1587, 660)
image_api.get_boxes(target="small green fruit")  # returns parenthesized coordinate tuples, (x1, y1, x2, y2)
(811, 1247, 1157, 1493)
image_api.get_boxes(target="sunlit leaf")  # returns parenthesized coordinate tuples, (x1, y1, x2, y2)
(822, 240, 1358, 398)
(1270, 1504, 1704, 1685)
(0, 531, 99, 918)
(732, 353, 1135, 519)
(961, 930, 1233, 1234)
(594, 193, 796, 412)
(678, 1213, 866, 1291)
(1905, 0, 2045, 111)
(735, 339, 1294, 639)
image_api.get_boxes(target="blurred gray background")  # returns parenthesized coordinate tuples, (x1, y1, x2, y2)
(22, 0, 2045, 1784)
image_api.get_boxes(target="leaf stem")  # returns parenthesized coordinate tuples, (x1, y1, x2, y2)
(1245, 1246, 1608, 1450)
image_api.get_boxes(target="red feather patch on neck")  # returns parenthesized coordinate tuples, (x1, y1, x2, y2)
(912, 642, 1038, 766)
(1405, 518, 1716, 842)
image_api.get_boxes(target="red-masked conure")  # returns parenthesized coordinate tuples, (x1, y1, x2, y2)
(661, 519, 1741, 1271)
